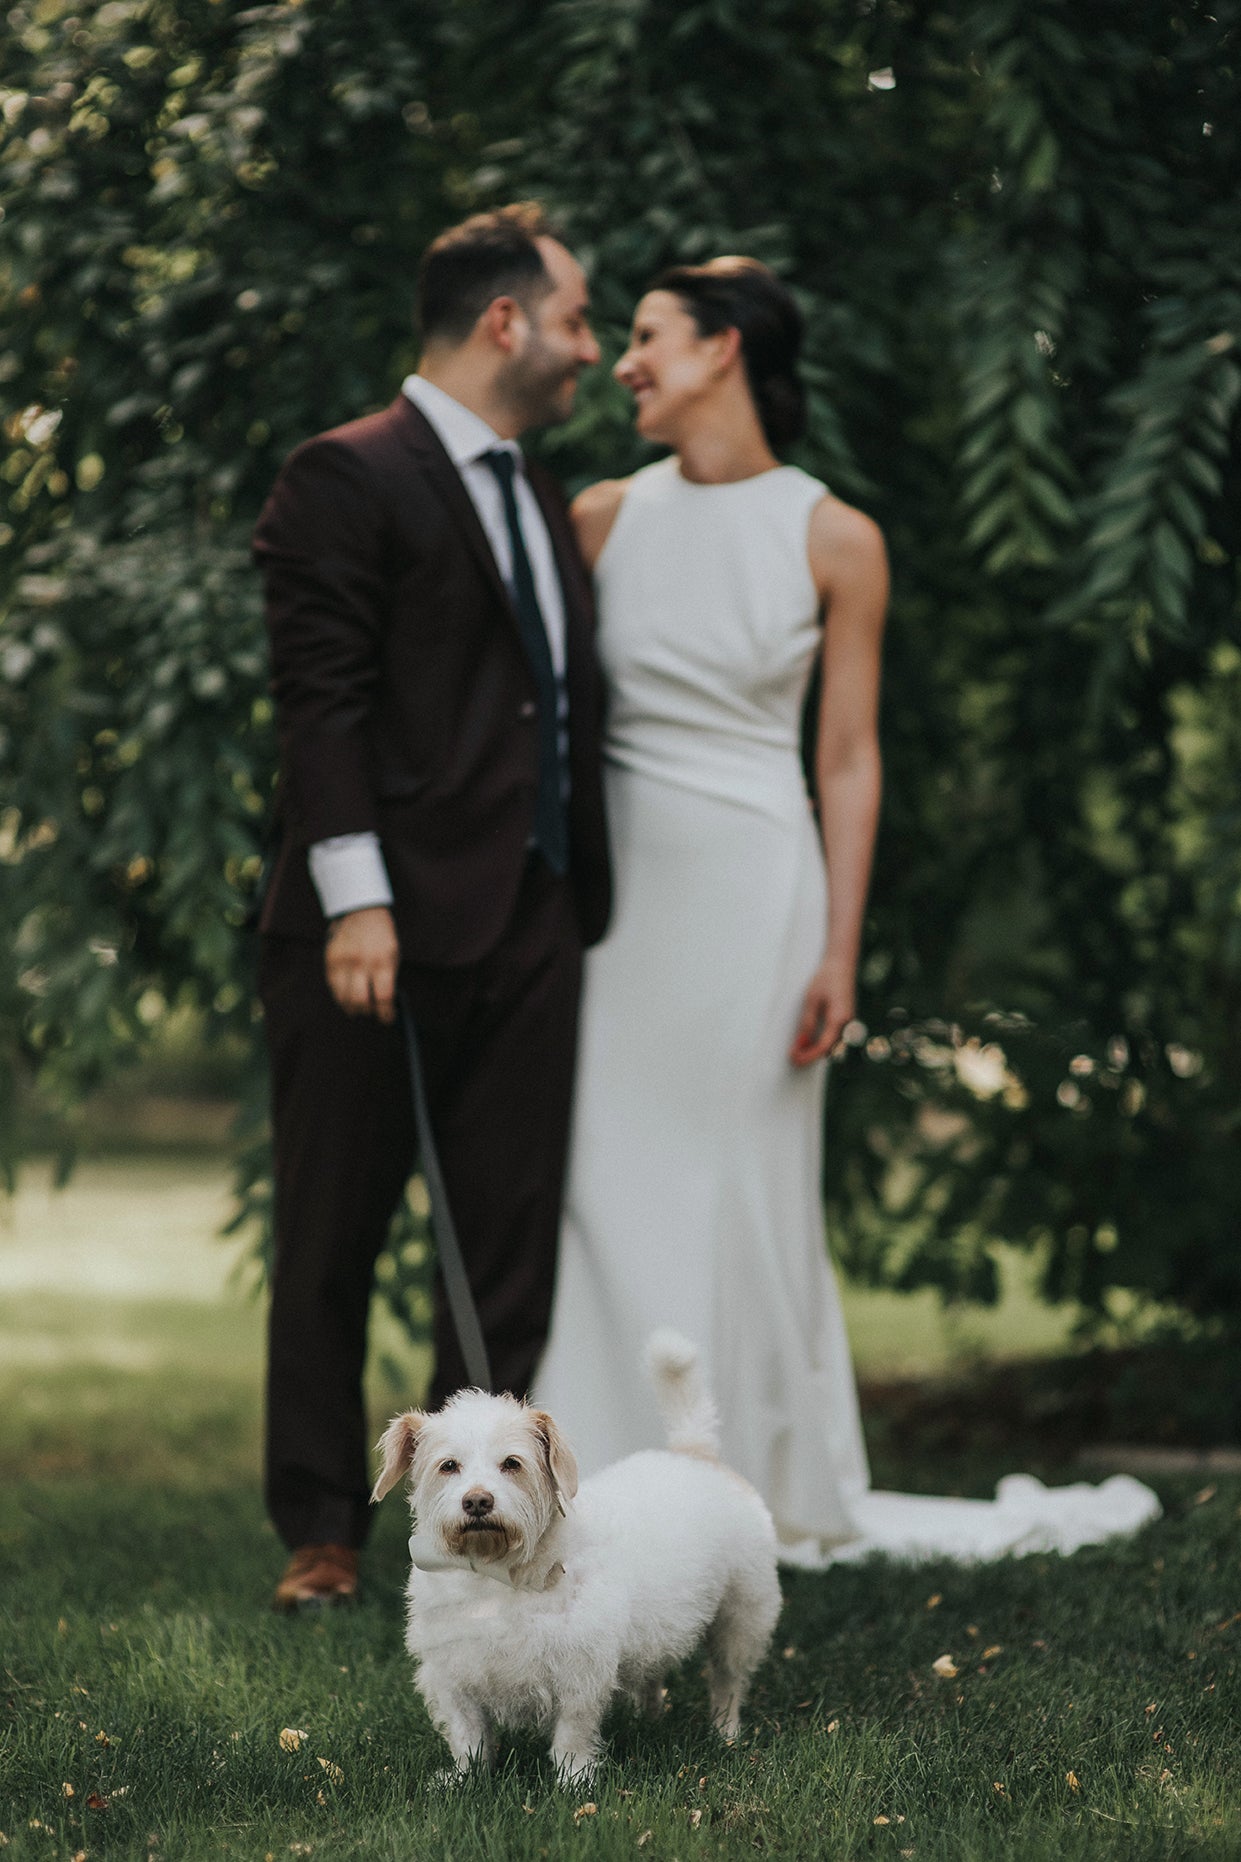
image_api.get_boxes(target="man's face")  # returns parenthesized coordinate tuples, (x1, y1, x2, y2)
(502, 237, 600, 430)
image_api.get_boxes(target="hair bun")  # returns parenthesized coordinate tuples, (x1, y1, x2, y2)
(755, 372, 806, 449)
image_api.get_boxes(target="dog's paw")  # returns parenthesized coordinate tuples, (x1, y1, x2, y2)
(551, 1750, 599, 1789)
(430, 1753, 491, 1791)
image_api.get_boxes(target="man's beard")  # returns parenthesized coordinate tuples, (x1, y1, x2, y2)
(502, 336, 579, 431)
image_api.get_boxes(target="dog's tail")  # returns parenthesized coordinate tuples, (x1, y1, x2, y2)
(646, 1330, 720, 1460)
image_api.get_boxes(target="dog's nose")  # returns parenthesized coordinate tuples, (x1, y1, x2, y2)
(461, 1488, 494, 1519)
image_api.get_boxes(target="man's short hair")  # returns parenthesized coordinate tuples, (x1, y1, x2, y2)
(417, 203, 559, 346)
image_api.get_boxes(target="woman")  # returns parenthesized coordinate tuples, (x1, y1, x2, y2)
(535, 259, 1159, 1566)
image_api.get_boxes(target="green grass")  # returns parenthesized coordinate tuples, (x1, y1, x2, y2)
(2, 1159, 1239, 1859)
(3, 1154, 1082, 1380)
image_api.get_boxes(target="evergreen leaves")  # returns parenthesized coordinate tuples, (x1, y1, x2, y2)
(2, 0, 1239, 1321)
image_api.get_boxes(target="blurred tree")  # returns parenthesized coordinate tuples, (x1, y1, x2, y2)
(2, 0, 1238, 1330)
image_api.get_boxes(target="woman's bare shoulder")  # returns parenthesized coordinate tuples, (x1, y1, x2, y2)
(570, 477, 632, 569)
(806, 491, 888, 599)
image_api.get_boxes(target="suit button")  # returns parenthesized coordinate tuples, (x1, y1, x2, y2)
(518, 700, 536, 719)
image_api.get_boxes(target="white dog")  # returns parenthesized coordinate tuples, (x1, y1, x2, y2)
(371, 1331, 781, 1783)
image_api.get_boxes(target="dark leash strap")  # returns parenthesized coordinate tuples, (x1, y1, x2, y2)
(397, 991, 493, 1393)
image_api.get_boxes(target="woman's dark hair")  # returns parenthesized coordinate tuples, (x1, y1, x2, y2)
(650, 256, 806, 448)
(418, 202, 558, 345)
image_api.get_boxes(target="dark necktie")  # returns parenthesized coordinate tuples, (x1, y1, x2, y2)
(481, 448, 568, 876)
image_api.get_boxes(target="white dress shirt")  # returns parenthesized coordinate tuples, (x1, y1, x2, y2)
(307, 375, 569, 921)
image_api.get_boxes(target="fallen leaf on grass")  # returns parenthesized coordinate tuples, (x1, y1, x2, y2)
(925, 1593, 942, 1610)
(1194, 1486, 1216, 1506)
(316, 1759, 343, 1785)
(62, 1783, 74, 1798)
(825, 1719, 841, 1735)
(931, 1655, 958, 1679)
(688, 1808, 703, 1828)
(982, 1645, 1002, 1661)
(1066, 1772, 1080, 1792)
(637, 1834, 653, 1849)
(86, 1794, 109, 1812)
(279, 1728, 307, 1753)
(573, 1803, 597, 1823)
(874, 1815, 890, 1825)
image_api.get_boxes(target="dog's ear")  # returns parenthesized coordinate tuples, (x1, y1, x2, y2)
(371, 1410, 427, 1504)
(530, 1410, 579, 1512)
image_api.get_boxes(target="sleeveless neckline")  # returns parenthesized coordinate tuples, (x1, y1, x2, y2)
(669, 460, 794, 491)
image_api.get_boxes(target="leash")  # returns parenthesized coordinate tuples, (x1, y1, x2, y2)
(397, 991, 494, 1393)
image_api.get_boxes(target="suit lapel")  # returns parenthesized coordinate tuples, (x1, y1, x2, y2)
(527, 461, 593, 646)
(390, 396, 513, 614)
(391, 395, 591, 671)
(525, 463, 603, 769)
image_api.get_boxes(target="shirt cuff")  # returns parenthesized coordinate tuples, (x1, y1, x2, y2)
(307, 833, 395, 920)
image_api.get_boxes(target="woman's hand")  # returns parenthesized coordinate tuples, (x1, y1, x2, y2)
(789, 953, 856, 1068)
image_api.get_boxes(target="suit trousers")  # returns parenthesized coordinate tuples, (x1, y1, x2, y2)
(259, 857, 583, 1550)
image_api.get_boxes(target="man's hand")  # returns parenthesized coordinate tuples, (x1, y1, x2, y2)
(324, 906, 400, 1024)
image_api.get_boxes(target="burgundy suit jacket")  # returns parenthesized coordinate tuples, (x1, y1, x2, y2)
(252, 395, 611, 964)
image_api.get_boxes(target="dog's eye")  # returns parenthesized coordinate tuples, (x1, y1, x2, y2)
(500, 1456, 523, 1472)
(438, 1459, 460, 1475)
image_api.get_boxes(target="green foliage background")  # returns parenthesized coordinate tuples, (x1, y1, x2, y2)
(2, 0, 1239, 1331)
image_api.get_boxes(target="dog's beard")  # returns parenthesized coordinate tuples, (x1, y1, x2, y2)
(442, 1519, 516, 1563)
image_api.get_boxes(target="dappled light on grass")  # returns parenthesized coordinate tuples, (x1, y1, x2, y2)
(3, 1498, 1239, 1858)
(3, 1167, 1239, 1855)
(0, 1159, 433, 1487)
(0, 1158, 249, 1303)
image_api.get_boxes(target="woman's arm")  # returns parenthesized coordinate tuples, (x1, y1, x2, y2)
(789, 495, 889, 1067)
(570, 478, 630, 570)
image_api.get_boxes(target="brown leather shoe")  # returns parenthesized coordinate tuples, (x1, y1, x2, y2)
(272, 1543, 359, 1613)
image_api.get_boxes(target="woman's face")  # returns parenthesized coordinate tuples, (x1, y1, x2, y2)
(613, 291, 729, 442)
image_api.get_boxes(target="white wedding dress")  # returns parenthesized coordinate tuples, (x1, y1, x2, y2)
(535, 455, 1160, 1566)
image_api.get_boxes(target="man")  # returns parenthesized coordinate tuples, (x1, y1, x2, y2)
(253, 204, 610, 1611)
